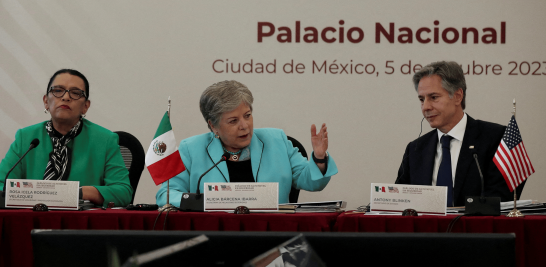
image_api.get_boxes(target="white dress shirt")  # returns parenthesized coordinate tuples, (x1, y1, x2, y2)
(432, 113, 467, 186)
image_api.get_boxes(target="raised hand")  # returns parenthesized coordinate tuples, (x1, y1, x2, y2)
(310, 123, 328, 159)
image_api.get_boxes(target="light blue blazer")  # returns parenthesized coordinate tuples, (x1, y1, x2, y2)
(156, 128, 338, 207)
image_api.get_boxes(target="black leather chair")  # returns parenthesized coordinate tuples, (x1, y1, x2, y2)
(286, 136, 308, 203)
(115, 131, 145, 204)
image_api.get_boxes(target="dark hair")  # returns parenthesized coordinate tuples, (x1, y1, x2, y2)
(47, 69, 90, 99)
(412, 61, 466, 109)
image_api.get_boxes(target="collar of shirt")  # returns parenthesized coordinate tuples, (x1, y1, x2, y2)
(436, 113, 467, 142)
(432, 113, 467, 186)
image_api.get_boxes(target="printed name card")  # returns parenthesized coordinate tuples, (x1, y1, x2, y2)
(204, 182, 278, 211)
(5, 179, 80, 210)
(370, 183, 447, 215)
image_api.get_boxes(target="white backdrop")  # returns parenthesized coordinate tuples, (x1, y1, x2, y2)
(1, 0, 545, 209)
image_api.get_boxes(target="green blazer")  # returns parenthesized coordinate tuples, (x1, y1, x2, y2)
(0, 119, 133, 206)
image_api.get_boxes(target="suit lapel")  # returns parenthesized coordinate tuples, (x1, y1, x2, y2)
(454, 116, 478, 201)
(414, 131, 437, 185)
(206, 137, 229, 182)
(250, 133, 264, 181)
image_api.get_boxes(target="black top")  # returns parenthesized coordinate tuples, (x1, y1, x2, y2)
(50, 120, 84, 138)
(226, 159, 255, 183)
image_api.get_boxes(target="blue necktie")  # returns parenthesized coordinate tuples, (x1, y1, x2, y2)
(437, 135, 454, 207)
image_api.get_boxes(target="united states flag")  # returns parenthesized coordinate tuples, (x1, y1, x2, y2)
(493, 116, 534, 192)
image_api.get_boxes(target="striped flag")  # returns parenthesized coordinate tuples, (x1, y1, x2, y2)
(145, 112, 186, 185)
(493, 116, 534, 192)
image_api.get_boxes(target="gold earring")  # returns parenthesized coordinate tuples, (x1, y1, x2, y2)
(214, 133, 220, 139)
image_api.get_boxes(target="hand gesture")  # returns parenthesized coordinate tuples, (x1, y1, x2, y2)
(310, 123, 328, 159)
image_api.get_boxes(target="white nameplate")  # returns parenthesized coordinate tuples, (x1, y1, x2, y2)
(370, 183, 447, 215)
(5, 179, 80, 210)
(204, 182, 278, 211)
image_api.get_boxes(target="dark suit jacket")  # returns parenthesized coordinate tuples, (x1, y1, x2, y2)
(396, 115, 524, 206)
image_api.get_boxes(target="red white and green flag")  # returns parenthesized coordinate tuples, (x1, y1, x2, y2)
(146, 112, 186, 185)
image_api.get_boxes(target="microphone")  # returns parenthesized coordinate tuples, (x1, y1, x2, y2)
(1, 138, 40, 208)
(4, 138, 39, 186)
(464, 146, 500, 216)
(196, 152, 230, 195)
(179, 152, 230, 212)
(30, 138, 40, 149)
(472, 153, 485, 198)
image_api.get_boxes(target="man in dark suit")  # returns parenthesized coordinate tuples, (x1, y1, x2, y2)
(396, 61, 521, 206)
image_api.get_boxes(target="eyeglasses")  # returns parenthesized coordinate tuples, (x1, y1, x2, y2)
(48, 86, 87, 100)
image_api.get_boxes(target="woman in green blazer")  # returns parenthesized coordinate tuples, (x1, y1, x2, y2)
(0, 69, 132, 207)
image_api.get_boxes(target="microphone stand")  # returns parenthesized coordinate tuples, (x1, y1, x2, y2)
(159, 97, 178, 213)
(1, 138, 40, 208)
(506, 99, 524, 218)
(464, 148, 501, 216)
(178, 153, 229, 212)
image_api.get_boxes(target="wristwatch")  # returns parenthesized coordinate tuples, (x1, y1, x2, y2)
(312, 151, 328, 163)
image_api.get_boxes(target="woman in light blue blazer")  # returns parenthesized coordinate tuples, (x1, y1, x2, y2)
(156, 80, 338, 207)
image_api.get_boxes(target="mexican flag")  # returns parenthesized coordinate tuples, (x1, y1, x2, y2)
(145, 112, 186, 185)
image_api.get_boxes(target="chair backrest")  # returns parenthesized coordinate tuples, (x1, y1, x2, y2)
(115, 131, 145, 204)
(286, 136, 307, 203)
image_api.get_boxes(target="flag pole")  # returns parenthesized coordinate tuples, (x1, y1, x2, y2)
(507, 98, 524, 218)
(160, 96, 178, 213)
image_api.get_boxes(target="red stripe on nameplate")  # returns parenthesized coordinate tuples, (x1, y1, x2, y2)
(372, 209, 445, 215)
(372, 209, 404, 212)
(5, 205, 34, 208)
(147, 151, 186, 185)
(207, 208, 278, 211)
(6, 205, 78, 209)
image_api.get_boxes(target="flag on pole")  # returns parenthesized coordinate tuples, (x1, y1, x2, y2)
(493, 115, 534, 192)
(146, 112, 186, 185)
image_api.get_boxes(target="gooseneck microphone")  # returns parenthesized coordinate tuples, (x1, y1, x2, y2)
(179, 152, 230, 211)
(470, 146, 486, 198)
(2, 139, 39, 207)
(472, 154, 485, 198)
(196, 152, 230, 195)
(464, 146, 501, 216)
(4, 139, 40, 188)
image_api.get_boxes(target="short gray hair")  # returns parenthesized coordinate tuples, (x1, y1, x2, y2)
(200, 80, 254, 131)
(412, 61, 467, 109)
